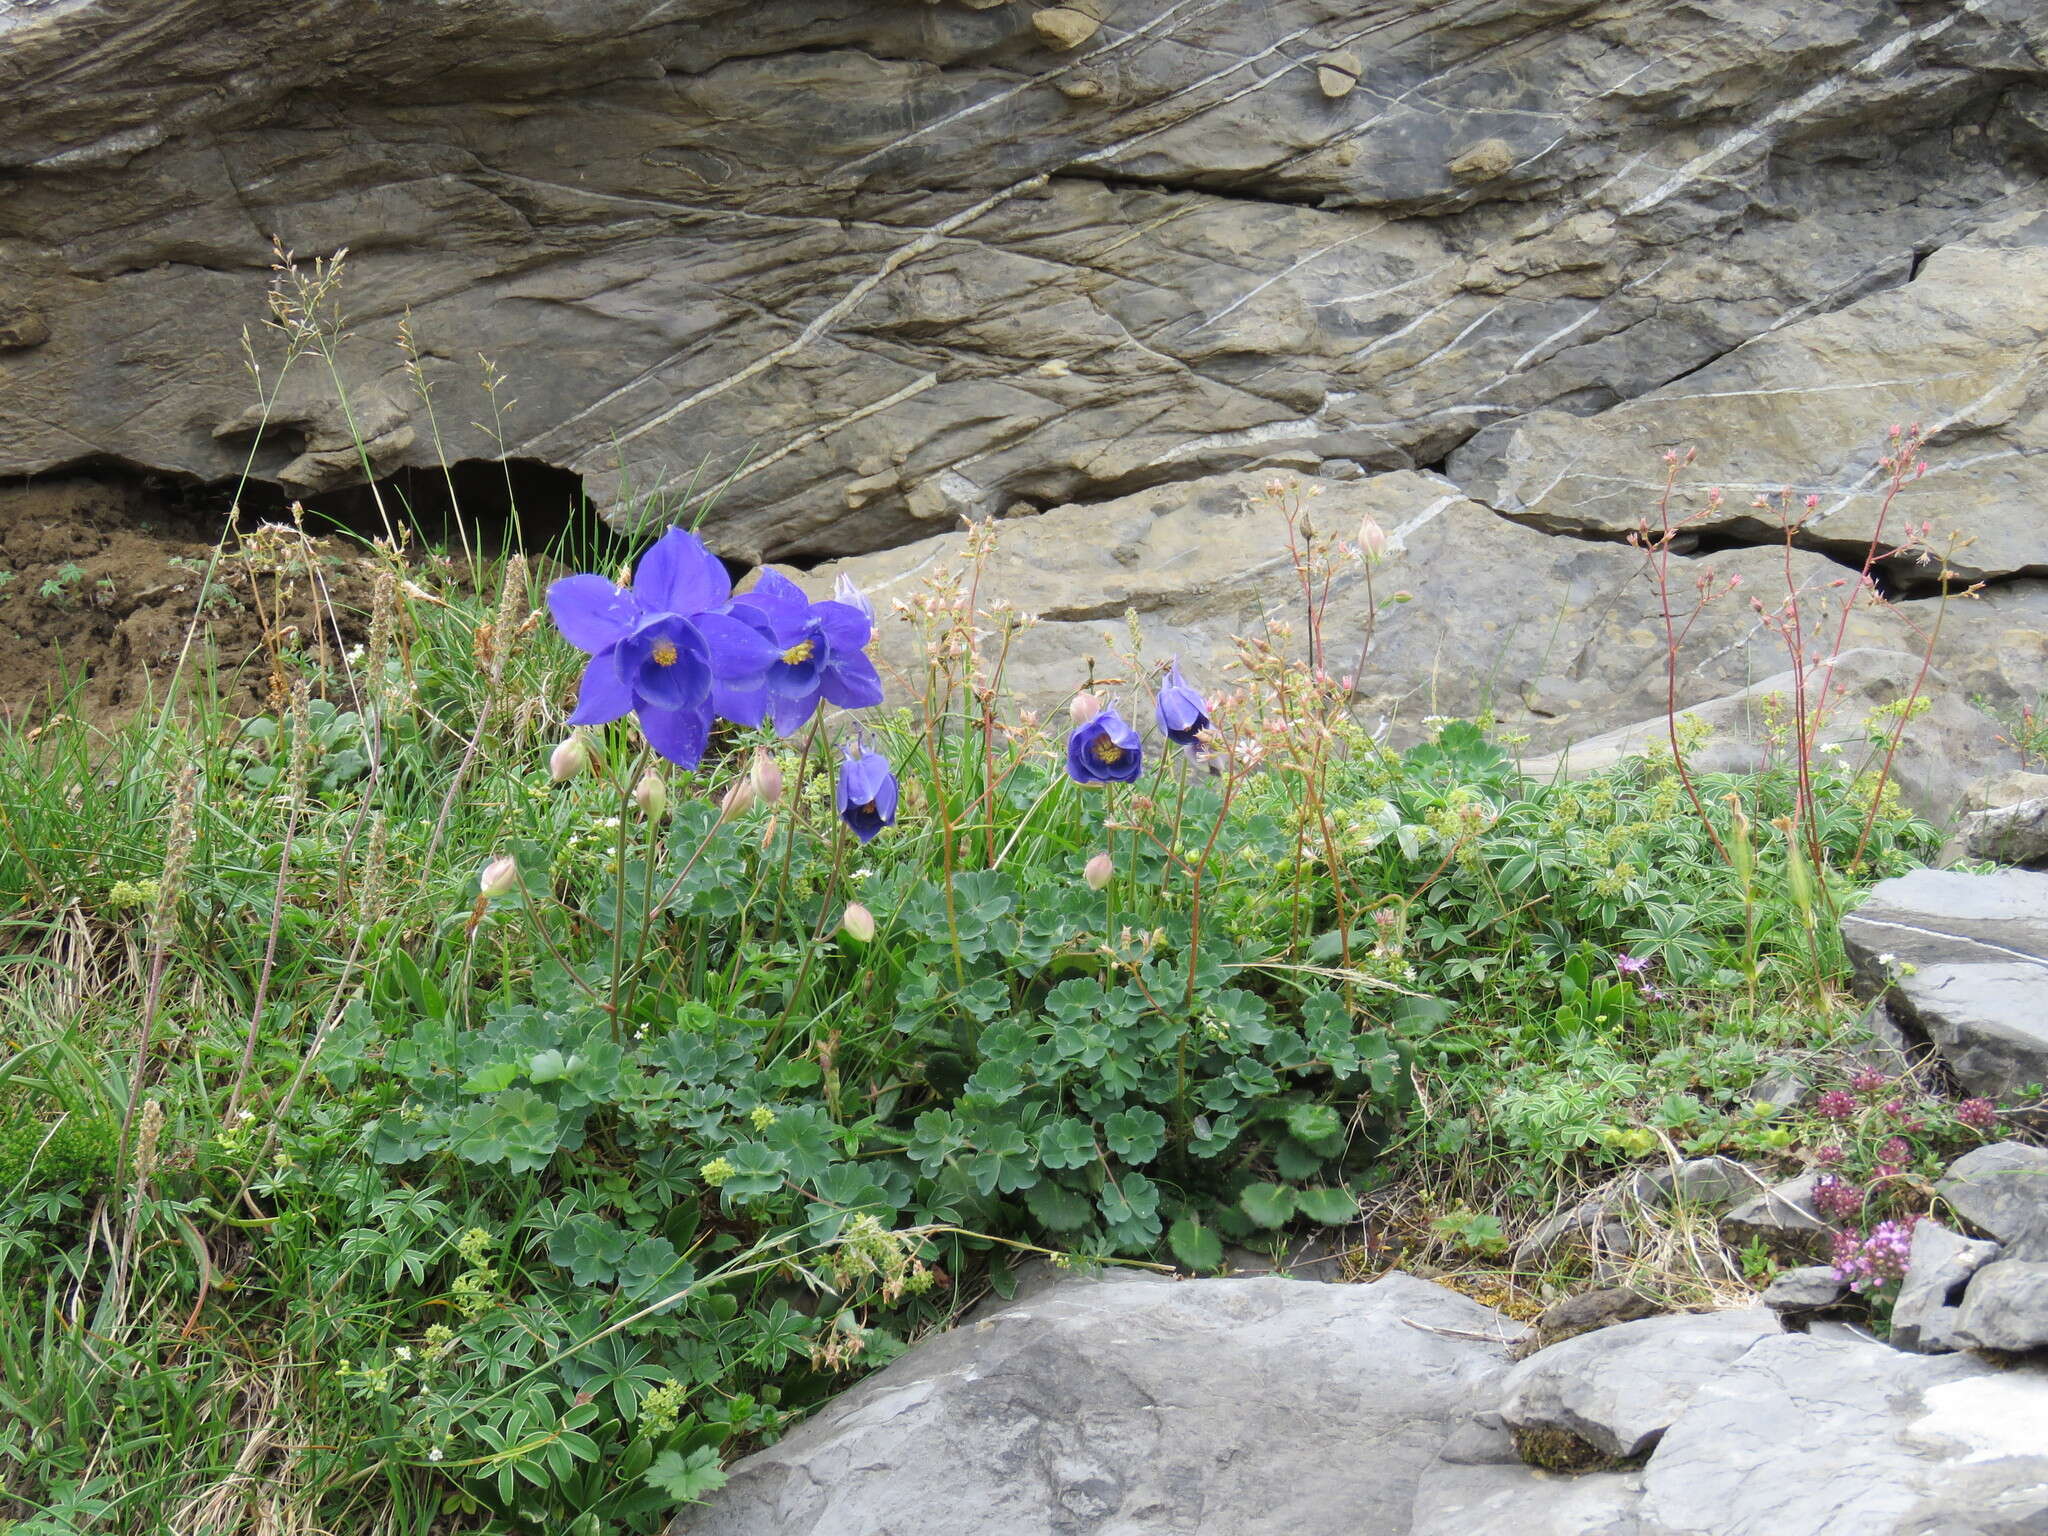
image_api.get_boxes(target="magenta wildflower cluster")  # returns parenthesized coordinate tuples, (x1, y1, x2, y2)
(1831, 1218, 1916, 1292)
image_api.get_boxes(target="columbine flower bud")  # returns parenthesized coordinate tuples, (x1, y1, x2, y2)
(1070, 691, 1103, 725)
(834, 573, 875, 624)
(719, 776, 756, 821)
(750, 748, 784, 807)
(1355, 513, 1389, 562)
(548, 735, 591, 783)
(1083, 852, 1114, 890)
(633, 770, 667, 819)
(840, 901, 876, 943)
(479, 855, 520, 898)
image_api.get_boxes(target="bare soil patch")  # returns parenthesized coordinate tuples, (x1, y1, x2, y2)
(0, 476, 373, 727)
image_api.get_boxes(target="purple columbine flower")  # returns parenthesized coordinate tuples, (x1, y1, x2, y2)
(1154, 661, 1210, 747)
(1066, 706, 1143, 785)
(836, 741, 898, 843)
(547, 528, 779, 768)
(716, 570, 884, 735)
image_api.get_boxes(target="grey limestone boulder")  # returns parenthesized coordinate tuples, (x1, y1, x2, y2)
(1940, 1142, 2048, 1258)
(1496, 1309, 1782, 1461)
(1954, 1260, 2048, 1354)
(1634, 1333, 2048, 1535)
(1942, 796, 2048, 869)
(672, 1271, 1518, 1536)
(1889, 1220, 2001, 1355)
(1760, 1266, 1850, 1318)
(1720, 1172, 1835, 1260)
(1841, 868, 2048, 1106)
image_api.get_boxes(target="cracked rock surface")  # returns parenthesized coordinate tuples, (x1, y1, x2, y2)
(4, 0, 2047, 563)
(673, 1272, 2048, 1536)
(1842, 867, 2048, 1103)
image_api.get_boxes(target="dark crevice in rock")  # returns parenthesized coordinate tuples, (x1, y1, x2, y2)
(29, 454, 617, 564)
(1048, 167, 1334, 213)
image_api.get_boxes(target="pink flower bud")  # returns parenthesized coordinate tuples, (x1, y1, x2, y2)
(634, 770, 668, 819)
(1083, 852, 1113, 890)
(1070, 691, 1103, 725)
(479, 855, 520, 898)
(840, 901, 876, 943)
(750, 749, 784, 807)
(1355, 513, 1389, 562)
(719, 776, 756, 821)
(1391, 590, 1414, 603)
(548, 735, 591, 783)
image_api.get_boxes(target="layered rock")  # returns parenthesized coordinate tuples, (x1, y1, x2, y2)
(4, 0, 2047, 562)
(1454, 216, 2048, 581)
(811, 467, 1927, 752)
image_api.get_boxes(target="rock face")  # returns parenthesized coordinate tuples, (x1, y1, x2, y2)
(1940, 1142, 2048, 1258)
(5, 0, 2048, 565)
(671, 1271, 1519, 1536)
(1841, 868, 2048, 1103)
(1455, 218, 2048, 581)
(1521, 648, 2018, 826)
(678, 1273, 2048, 1536)
(1497, 1308, 1782, 1460)
(813, 468, 1923, 751)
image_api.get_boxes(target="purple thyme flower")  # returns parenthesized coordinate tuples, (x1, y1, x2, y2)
(1813, 1144, 1845, 1168)
(1154, 661, 1211, 748)
(1957, 1097, 1998, 1132)
(1815, 1089, 1857, 1122)
(547, 527, 779, 768)
(1067, 705, 1144, 785)
(1810, 1173, 1865, 1222)
(1831, 1219, 1917, 1293)
(835, 741, 898, 844)
(1851, 1067, 1889, 1095)
(716, 570, 884, 735)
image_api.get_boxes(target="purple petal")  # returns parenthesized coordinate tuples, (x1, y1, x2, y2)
(813, 600, 872, 653)
(712, 683, 768, 728)
(638, 700, 713, 769)
(820, 651, 884, 711)
(633, 528, 731, 616)
(737, 569, 810, 623)
(548, 574, 640, 655)
(695, 611, 780, 687)
(568, 650, 633, 725)
(768, 685, 820, 736)
(617, 616, 711, 712)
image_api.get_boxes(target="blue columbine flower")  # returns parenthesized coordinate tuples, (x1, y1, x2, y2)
(715, 570, 885, 735)
(1066, 705, 1143, 785)
(546, 527, 779, 768)
(835, 741, 898, 842)
(1154, 660, 1210, 747)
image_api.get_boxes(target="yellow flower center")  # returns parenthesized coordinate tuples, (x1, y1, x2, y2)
(1090, 737, 1126, 766)
(780, 639, 816, 666)
(651, 639, 678, 667)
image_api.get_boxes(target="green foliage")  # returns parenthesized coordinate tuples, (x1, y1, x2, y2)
(0, 456, 1945, 1535)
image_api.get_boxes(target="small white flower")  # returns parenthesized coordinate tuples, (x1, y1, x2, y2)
(427, 1446, 444, 1463)
(394, 1346, 413, 1361)
(1878, 952, 1898, 967)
